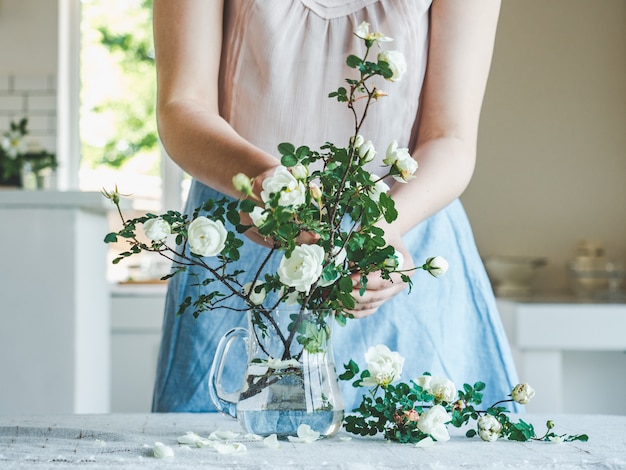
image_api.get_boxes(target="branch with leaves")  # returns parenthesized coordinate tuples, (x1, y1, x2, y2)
(340, 344, 589, 444)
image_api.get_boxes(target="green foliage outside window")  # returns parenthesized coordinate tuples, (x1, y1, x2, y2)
(80, 0, 159, 172)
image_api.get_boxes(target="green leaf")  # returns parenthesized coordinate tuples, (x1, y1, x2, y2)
(474, 381, 486, 391)
(339, 359, 359, 381)
(277, 142, 295, 155)
(281, 154, 298, 167)
(239, 199, 256, 213)
(346, 54, 363, 68)
(295, 145, 311, 159)
(104, 232, 118, 243)
(507, 419, 535, 442)
(226, 209, 240, 226)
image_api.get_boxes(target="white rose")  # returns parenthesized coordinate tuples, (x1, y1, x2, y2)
(548, 435, 565, 444)
(242, 281, 267, 305)
(277, 244, 325, 294)
(261, 165, 306, 208)
(511, 383, 535, 405)
(392, 152, 418, 183)
(143, 217, 171, 242)
(383, 140, 406, 165)
(361, 344, 404, 387)
(417, 405, 451, 442)
(232, 173, 253, 195)
(424, 256, 449, 277)
(291, 163, 309, 180)
(309, 182, 323, 201)
(187, 216, 228, 257)
(367, 173, 390, 202)
(415, 375, 456, 403)
(358, 140, 376, 163)
(377, 50, 407, 82)
(1, 131, 27, 159)
(249, 206, 267, 227)
(355, 21, 370, 39)
(383, 248, 404, 271)
(354, 21, 393, 43)
(350, 134, 365, 149)
(477, 414, 502, 442)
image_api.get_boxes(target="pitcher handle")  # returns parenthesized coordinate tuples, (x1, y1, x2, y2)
(208, 326, 248, 418)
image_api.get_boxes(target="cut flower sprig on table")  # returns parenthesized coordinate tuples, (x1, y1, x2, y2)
(104, 23, 446, 371)
(340, 344, 589, 445)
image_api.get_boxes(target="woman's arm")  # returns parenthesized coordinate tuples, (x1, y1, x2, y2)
(386, 0, 502, 234)
(152, 0, 279, 199)
(349, 0, 502, 316)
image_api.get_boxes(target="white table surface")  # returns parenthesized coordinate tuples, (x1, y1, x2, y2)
(0, 412, 623, 469)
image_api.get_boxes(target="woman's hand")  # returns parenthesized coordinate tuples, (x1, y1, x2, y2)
(346, 228, 415, 318)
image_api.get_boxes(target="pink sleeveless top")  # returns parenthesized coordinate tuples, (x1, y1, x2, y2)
(218, 0, 432, 171)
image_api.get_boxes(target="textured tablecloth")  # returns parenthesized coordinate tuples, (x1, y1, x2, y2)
(0, 413, 624, 469)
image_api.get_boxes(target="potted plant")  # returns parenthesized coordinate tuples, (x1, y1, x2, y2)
(0, 118, 58, 189)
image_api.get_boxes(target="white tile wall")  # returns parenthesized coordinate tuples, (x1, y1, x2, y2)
(0, 73, 57, 152)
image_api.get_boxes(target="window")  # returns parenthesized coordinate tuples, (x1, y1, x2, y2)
(67, 0, 186, 281)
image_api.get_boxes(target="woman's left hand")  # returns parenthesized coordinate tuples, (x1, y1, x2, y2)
(346, 229, 414, 318)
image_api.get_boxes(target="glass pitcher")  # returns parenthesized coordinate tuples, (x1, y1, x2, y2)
(208, 307, 344, 438)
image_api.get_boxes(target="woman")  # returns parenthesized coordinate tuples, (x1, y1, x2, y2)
(151, 0, 520, 412)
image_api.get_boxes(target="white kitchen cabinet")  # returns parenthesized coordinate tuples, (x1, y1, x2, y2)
(0, 190, 110, 414)
(110, 285, 165, 412)
(497, 298, 626, 415)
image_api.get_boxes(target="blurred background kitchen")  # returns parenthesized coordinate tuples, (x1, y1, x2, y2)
(1, 0, 625, 416)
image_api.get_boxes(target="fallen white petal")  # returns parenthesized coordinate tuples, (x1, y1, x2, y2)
(264, 434, 281, 449)
(214, 442, 247, 454)
(416, 436, 436, 448)
(94, 439, 106, 447)
(152, 442, 175, 459)
(339, 436, 352, 442)
(287, 424, 320, 443)
(209, 429, 241, 440)
(244, 433, 263, 441)
(195, 439, 216, 448)
(177, 431, 204, 445)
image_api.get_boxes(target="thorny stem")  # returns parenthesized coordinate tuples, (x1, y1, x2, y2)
(328, 69, 377, 247)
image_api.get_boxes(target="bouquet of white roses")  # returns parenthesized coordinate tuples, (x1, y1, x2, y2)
(104, 23, 446, 366)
